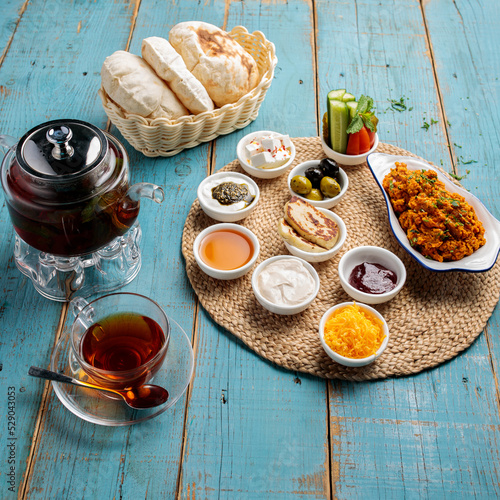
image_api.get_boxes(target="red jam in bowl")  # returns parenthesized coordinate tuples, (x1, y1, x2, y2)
(348, 262, 397, 294)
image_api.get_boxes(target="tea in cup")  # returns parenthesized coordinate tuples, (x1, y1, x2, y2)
(69, 293, 170, 390)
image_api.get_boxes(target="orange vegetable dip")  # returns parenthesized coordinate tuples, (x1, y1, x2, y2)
(382, 162, 486, 262)
(324, 303, 386, 359)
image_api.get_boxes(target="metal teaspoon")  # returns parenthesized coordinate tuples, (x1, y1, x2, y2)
(28, 366, 169, 409)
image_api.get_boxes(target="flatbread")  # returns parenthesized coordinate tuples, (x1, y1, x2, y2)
(141, 37, 214, 115)
(169, 21, 260, 107)
(284, 197, 340, 250)
(278, 218, 327, 253)
(101, 50, 189, 119)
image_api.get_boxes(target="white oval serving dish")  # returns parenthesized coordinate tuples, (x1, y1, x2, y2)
(367, 152, 500, 272)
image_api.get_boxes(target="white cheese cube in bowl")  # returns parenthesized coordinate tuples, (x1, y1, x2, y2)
(251, 151, 274, 168)
(245, 141, 261, 156)
(237, 130, 296, 179)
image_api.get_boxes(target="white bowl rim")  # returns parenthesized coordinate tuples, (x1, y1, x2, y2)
(319, 301, 389, 364)
(338, 245, 407, 299)
(237, 130, 296, 173)
(282, 208, 347, 259)
(321, 133, 379, 162)
(197, 171, 260, 218)
(287, 160, 349, 206)
(251, 255, 320, 311)
(193, 223, 260, 276)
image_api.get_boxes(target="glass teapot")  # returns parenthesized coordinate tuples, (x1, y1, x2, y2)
(0, 119, 164, 257)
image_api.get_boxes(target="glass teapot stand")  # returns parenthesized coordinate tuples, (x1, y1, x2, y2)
(14, 222, 142, 302)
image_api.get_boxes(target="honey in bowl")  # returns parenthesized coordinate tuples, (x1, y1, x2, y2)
(80, 312, 167, 387)
(199, 228, 254, 270)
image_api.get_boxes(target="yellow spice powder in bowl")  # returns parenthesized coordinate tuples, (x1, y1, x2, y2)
(318, 302, 389, 367)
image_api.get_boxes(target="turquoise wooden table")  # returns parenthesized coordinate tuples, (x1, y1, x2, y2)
(1, 0, 499, 498)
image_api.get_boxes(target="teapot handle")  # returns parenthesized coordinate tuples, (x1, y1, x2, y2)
(0, 134, 17, 156)
(0, 134, 17, 149)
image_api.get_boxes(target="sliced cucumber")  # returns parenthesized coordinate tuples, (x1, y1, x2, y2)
(342, 92, 356, 102)
(346, 101, 358, 123)
(327, 89, 346, 101)
(327, 99, 349, 153)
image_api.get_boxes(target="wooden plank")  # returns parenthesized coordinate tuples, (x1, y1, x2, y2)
(0, 2, 71, 495)
(315, 0, 500, 497)
(329, 338, 500, 498)
(0, 0, 27, 64)
(0, 282, 64, 497)
(0, 0, 158, 498)
(316, 0, 450, 165)
(19, 1, 207, 498)
(175, 1, 331, 498)
(422, 1, 500, 495)
(180, 310, 330, 499)
(422, 0, 500, 215)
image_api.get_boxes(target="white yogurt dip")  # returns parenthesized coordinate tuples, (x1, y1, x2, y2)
(200, 174, 257, 212)
(256, 257, 316, 306)
(245, 133, 292, 169)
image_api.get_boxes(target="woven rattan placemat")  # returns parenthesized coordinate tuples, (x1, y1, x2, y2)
(181, 138, 500, 380)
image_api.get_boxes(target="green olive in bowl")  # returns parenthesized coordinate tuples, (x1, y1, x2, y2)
(306, 188, 324, 201)
(290, 175, 312, 195)
(320, 176, 341, 198)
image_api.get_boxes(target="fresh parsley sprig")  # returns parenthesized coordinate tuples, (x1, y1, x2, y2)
(388, 97, 412, 112)
(346, 95, 376, 134)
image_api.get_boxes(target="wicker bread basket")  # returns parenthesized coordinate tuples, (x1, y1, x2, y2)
(98, 26, 277, 157)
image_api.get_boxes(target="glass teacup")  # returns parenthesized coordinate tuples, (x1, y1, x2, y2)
(69, 293, 170, 390)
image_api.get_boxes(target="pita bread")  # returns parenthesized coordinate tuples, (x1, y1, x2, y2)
(142, 37, 214, 115)
(169, 21, 260, 107)
(101, 50, 189, 119)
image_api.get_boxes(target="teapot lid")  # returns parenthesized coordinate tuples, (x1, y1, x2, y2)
(17, 119, 108, 179)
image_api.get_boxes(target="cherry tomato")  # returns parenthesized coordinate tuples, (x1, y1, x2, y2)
(346, 126, 371, 155)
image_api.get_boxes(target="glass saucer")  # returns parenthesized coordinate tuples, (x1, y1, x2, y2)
(50, 318, 194, 426)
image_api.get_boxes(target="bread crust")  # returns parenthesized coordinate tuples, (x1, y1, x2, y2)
(101, 50, 188, 119)
(278, 218, 327, 253)
(284, 196, 339, 250)
(169, 21, 260, 107)
(141, 37, 214, 115)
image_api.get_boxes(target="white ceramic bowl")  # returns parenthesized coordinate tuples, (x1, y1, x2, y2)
(338, 246, 406, 304)
(319, 302, 389, 367)
(237, 130, 296, 179)
(281, 208, 347, 263)
(287, 160, 349, 209)
(197, 171, 260, 223)
(367, 152, 500, 272)
(320, 133, 379, 166)
(193, 223, 260, 280)
(251, 255, 320, 315)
